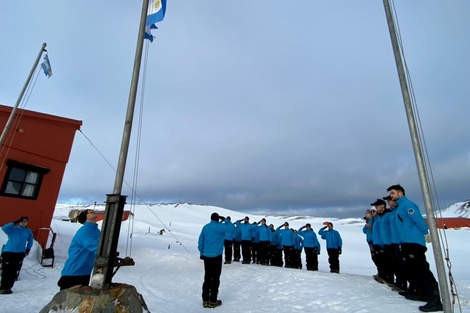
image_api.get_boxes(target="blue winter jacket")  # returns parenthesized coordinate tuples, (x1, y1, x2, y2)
(276, 226, 294, 246)
(318, 227, 342, 249)
(293, 233, 303, 250)
(224, 220, 235, 241)
(389, 208, 401, 244)
(362, 218, 373, 244)
(257, 224, 271, 242)
(270, 230, 281, 247)
(61, 222, 101, 276)
(236, 221, 253, 241)
(2, 222, 33, 253)
(233, 226, 242, 242)
(380, 209, 393, 245)
(395, 196, 428, 246)
(252, 224, 260, 243)
(297, 228, 321, 252)
(198, 220, 231, 258)
(371, 215, 383, 246)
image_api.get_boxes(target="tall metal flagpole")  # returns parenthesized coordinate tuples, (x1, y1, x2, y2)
(382, 1, 451, 312)
(93, 0, 150, 289)
(0, 43, 47, 147)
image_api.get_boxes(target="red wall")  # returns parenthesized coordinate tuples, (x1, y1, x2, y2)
(0, 105, 82, 247)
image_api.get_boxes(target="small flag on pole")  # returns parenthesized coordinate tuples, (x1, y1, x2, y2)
(146, 0, 166, 26)
(144, 24, 158, 43)
(41, 54, 52, 78)
(144, 0, 166, 42)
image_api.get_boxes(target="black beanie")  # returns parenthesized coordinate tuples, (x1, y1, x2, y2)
(211, 212, 219, 221)
(78, 210, 88, 224)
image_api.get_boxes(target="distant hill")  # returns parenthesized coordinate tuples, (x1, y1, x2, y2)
(436, 200, 470, 218)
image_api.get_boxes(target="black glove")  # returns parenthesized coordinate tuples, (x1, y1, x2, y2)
(25, 248, 30, 256)
(13, 219, 20, 225)
(338, 248, 342, 255)
(200, 255, 205, 260)
(219, 216, 225, 221)
(323, 226, 328, 230)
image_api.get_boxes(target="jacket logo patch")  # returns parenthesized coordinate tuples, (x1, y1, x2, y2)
(408, 208, 415, 215)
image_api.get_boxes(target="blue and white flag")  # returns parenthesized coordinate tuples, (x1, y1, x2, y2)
(146, 0, 166, 26)
(144, 24, 158, 42)
(41, 54, 52, 78)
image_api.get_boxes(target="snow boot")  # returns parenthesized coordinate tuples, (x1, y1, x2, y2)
(208, 300, 222, 308)
(419, 299, 443, 312)
(419, 283, 443, 312)
(202, 301, 210, 308)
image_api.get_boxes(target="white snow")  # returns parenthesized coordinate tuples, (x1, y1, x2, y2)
(0, 203, 469, 313)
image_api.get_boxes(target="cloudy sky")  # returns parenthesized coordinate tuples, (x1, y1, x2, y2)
(1, 1, 469, 217)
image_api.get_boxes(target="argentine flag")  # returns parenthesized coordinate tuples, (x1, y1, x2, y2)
(146, 0, 167, 26)
(41, 54, 52, 78)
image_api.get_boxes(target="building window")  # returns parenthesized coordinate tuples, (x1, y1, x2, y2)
(1, 160, 50, 200)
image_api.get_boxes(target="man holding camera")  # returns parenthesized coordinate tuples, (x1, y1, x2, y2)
(0, 216, 33, 294)
(198, 212, 231, 308)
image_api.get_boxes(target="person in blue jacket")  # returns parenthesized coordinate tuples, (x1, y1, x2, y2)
(276, 222, 295, 268)
(232, 223, 242, 262)
(236, 216, 253, 264)
(269, 224, 282, 267)
(251, 222, 260, 264)
(383, 195, 408, 292)
(387, 184, 442, 312)
(57, 209, 101, 290)
(318, 222, 342, 273)
(370, 199, 391, 284)
(298, 223, 321, 271)
(256, 218, 271, 265)
(0, 216, 33, 294)
(223, 216, 235, 264)
(292, 229, 303, 269)
(198, 212, 230, 308)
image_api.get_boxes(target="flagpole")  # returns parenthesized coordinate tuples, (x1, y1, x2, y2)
(382, 1, 451, 312)
(93, 0, 150, 289)
(0, 42, 47, 148)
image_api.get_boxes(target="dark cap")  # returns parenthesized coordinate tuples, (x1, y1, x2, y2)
(78, 210, 88, 224)
(370, 199, 386, 206)
(382, 195, 392, 201)
(20, 216, 29, 222)
(211, 212, 219, 221)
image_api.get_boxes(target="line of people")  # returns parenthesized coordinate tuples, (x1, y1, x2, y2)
(198, 212, 344, 309)
(221, 216, 342, 273)
(363, 184, 442, 312)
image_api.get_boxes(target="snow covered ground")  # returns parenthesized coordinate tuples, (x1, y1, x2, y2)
(0, 202, 469, 313)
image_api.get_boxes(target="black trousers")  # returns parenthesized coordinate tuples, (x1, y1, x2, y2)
(382, 244, 395, 284)
(241, 240, 251, 263)
(57, 275, 91, 290)
(391, 243, 407, 289)
(400, 243, 440, 301)
(233, 241, 241, 261)
(258, 241, 270, 265)
(304, 247, 319, 270)
(0, 252, 25, 290)
(224, 240, 233, 262)
(202, 255, 222, 302)
(327, 248, 340, 272)
(282, 245, 294, 268)
(251, 242, 259, 263)
(372, 245, 387, 278)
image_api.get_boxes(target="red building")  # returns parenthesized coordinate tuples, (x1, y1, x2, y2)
(0, 104, 82, 249)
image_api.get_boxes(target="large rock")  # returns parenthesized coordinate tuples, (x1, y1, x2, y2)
(40, 283, 150, 313)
